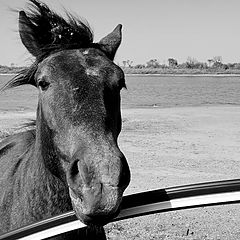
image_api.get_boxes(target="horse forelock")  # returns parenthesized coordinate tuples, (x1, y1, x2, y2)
(2, 0, 101, 91)
(24, 0, 95, 59)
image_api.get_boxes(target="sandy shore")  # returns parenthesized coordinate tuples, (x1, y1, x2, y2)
(125, 73, 240, 77)
(1, 106, 240, 239)
(112, 106, 240, 240)
(120, 106, 240, 193)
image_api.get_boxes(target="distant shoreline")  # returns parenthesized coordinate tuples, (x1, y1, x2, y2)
(0, 73, 15, 76)
(1, 73, 240, 77)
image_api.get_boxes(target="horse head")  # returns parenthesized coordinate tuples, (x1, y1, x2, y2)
(15, 0, 130, 226)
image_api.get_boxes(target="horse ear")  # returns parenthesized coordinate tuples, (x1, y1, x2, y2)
(19, 11, 39, 57)
(98, 24, 122, 60)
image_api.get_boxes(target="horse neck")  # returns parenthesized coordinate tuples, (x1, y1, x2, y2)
(28, 104, 72, 214)
(34, 103, 66, 180)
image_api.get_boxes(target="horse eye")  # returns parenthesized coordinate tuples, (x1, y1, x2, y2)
(38, 79, 50, 91)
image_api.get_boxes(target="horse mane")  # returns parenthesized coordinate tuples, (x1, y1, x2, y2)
(3, 0, 98, 90)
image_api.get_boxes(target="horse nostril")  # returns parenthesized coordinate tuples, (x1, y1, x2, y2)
(70, 159, 79, 177)
(68, 159, 83, 187)
(69, 159, 92, 187)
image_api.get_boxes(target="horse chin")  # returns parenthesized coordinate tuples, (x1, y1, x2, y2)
(69, 187, 121, 226)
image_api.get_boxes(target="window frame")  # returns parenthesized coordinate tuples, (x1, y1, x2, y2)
(1, 178, 240, 240)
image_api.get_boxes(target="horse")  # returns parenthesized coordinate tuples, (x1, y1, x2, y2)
(0, 0, 130, 239)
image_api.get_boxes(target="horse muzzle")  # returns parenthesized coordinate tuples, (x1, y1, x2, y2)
(66, 144, 130, 225)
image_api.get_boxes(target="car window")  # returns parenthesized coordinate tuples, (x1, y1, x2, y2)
(1, 0, 240, 239)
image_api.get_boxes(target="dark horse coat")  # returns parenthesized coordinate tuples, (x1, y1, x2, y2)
(0, 0, 130, 239)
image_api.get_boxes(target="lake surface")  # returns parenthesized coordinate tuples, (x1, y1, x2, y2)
(121, 75, 240, 108)
(0, 74, 240, 112)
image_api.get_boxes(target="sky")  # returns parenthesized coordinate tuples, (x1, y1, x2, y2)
(1, 0, 240, 66)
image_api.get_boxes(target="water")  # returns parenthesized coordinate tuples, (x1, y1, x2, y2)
(0, 74, 240, 112)
(0, 75, 38, 112)
(121, 75, 240, 108)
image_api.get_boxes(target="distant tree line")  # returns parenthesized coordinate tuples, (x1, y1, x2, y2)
(2, 56, 240, 75)
(121, 56, 240, 71)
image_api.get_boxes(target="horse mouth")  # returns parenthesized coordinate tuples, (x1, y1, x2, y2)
(69, 186, 122, 226)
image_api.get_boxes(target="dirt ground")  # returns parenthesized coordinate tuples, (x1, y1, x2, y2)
(1, 106, 240, 239)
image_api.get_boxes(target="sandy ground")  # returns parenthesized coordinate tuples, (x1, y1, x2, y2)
(1, 106, 240, 239)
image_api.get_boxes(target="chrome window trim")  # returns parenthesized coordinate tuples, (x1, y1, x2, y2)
(1, 179, 240, 240)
